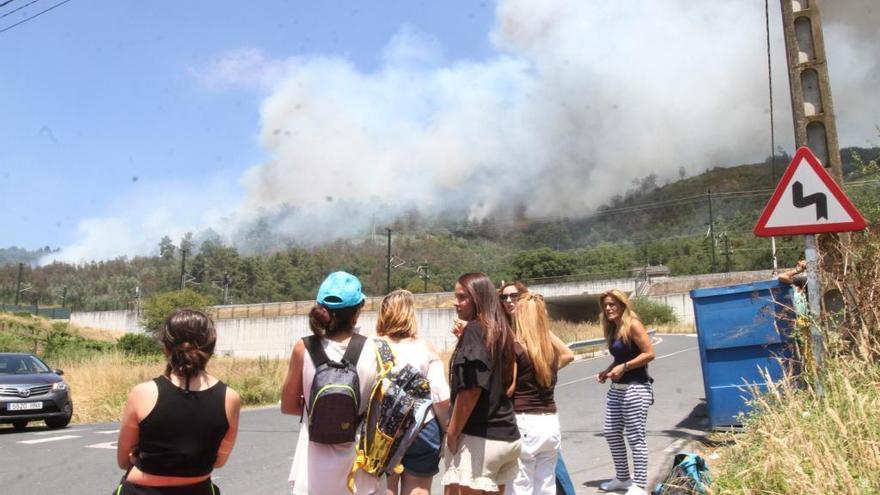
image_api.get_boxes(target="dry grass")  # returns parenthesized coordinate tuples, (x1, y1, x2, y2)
(66, 324, 123, 342)
(56, 353, 288, 424)
(708, 358, 880, 494)
(707, 229, 880, 494)
(551, 320, 603, 343)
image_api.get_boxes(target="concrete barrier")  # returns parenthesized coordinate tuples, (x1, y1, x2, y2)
(69, 310, 144, 334)
(69, 307, 460, 358)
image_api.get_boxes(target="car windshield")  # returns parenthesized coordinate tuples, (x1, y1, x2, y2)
(0, 355, 51, 375)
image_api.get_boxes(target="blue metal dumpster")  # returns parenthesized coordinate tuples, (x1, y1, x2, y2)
(690, 280, 794, 428)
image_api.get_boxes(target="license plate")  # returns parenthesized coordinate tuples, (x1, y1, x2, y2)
(8, 402, 42, 411)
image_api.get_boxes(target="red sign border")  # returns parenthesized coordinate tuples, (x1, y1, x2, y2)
(753, 147, 867, 237)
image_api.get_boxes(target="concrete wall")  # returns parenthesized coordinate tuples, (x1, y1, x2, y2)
(646, 293, 696, 326)
(70, 310, 144, 334)
(530, 277, 636, 298)
(69, 270, 778, 355)
(69, 307, 460, 358)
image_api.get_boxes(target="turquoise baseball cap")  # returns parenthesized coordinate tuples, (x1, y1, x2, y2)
(316, 271, 365, 309)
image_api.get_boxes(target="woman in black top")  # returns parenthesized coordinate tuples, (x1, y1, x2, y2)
(595, 290, 655, 495)
(116, 309, 241, 495)
(443, 273, 521, 495)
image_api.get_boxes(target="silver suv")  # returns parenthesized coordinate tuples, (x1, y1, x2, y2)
(0, 353, 73, 430)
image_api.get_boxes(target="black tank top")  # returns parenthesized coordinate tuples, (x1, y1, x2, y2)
(135, 376, 229, 477)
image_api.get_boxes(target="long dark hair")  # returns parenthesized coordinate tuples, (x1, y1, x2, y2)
(309, 301, 365, 338)
(458, 272, 515, 390)
(158, 309, 217, 392)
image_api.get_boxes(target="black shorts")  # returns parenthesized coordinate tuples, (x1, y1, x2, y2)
(113, 479, 220, 495)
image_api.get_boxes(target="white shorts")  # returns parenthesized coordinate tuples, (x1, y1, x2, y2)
(442, 433, 522, 492)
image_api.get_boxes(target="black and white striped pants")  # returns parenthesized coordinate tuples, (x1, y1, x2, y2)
(603, 382, 652, 488)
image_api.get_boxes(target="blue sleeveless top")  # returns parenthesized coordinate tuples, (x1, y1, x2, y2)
(609, 337, 650, 384)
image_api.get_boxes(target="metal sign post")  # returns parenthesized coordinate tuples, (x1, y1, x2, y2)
(803, 234, 824, 372)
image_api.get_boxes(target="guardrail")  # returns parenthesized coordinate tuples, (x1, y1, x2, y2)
(567, 329, 657, 351)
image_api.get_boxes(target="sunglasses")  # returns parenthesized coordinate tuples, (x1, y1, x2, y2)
(499, 293, 519, 301)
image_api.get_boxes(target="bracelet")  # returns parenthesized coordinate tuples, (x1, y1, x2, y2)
(623, 361, 629, 372)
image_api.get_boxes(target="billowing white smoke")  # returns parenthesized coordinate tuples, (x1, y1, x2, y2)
(46, 0, 879, 262)
(239, 0, 878, 234)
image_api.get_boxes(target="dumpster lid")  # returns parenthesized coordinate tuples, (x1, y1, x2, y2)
(690, 279, 784, 298)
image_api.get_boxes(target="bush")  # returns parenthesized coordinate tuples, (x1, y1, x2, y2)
(140, 289, 212, 335)
(117, 333, 163, 357)
(632, 297, 677, 325)
(43, 323, 115, 361)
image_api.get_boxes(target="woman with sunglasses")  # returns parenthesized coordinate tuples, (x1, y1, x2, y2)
(498, 282, 574, 495)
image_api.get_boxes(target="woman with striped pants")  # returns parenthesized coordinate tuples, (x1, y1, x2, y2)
(596, 290, 655, 495)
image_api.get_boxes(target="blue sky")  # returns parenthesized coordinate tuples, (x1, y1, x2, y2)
(1, 1, 877, 262)
(0, 0, 495, 252)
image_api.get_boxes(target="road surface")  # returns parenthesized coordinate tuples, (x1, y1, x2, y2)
(0, 334, 707, 494)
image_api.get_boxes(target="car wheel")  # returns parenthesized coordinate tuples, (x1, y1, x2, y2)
(12, 420, 28, 431)
(45, 415, 71, 429)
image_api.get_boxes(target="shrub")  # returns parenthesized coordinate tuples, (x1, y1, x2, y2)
(140, 289, 213, 335)
(43, 323, 115, 361)
(117, 333, 163, 357)
(632, 297, 677, 325)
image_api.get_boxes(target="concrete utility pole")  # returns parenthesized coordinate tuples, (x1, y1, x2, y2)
(707, 190, 716, 272)
(386, 228, 392, 294)
(780, 0, 843, 182)
(15, 262, 23, 306)
(179, 248, 188, 290)
(779, 0, 843, 378)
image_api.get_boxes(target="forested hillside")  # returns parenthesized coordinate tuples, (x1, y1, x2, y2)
(2, 147, 877, 311)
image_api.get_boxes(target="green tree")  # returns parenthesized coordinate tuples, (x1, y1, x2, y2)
(511, 248, 574, 281)
(139, 289, 212, 335)
(158, 236, 176, 260)
(632, 298, 677, 325)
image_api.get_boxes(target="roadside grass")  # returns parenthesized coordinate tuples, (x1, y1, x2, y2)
(707, 354, 880, 494)
(55, 353, 288, 424)
(707, 229, 880, 494)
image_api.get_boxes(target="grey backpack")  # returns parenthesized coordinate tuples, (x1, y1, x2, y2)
(303, 334, 367, 444)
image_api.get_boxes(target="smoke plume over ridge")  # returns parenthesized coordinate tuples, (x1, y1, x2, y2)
(49, 0, 880, 262)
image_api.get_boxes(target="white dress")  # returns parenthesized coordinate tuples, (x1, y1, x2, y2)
(288, 334, 382, 495)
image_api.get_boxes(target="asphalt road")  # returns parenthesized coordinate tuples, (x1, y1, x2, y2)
(0, 334, 706, 494)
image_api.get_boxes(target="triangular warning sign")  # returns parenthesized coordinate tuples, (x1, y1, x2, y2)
(754, 147, 867, 237)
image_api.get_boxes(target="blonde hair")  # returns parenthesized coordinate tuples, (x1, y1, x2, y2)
(376, 289, 418, 338)
(513, 293, 556, 389)
(599, 289, 640, 347)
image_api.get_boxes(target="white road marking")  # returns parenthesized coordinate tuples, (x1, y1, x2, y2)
(86, 441, 117, 449)
(18, 435, 81, 444)
(557, 346, 699, 388)
(94, 429, 119, 435)
(664, 438, 687, 453)
(32, 429, 85, 435)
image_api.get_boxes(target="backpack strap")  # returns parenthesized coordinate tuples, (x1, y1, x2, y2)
(342, 333, 367, 367)
(372, 338, 396, 372)
(304, 333, 367, 368)
(302, 335, 329, 368)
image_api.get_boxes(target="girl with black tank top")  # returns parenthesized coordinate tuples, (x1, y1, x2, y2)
(596, 290, 655, 495)
(500, 284, 575, 495)
(115, 310, 241, 495)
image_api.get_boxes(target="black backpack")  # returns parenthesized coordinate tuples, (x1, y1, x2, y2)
(303, 333, 367, 444)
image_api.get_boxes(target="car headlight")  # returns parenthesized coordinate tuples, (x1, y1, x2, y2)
(52, 381, 68, 391)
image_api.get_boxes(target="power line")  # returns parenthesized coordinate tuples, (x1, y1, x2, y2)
(0, 0, 43, 20)
(0, 0, 19, 9)
(0, 0, 71, 34)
